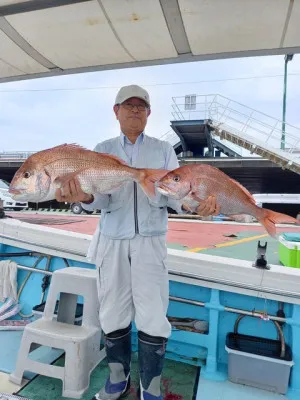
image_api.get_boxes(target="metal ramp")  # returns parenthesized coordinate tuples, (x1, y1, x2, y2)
(167, 94, 300, 174)
(211, 137, 242, 158)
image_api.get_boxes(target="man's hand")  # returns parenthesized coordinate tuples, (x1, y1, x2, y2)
(195, 195, 220, 217)
(55, 178, 93, 204)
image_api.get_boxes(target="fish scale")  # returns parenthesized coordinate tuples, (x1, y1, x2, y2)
(157, 164, 300, 237)
(189, 174, 250, 215)
(9, 143, 169, 203)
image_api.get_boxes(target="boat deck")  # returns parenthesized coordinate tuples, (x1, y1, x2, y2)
(0, 328, 288, 400)
(16, 353, 198, 400)
(1, 211, 299, 400)
(14, 352, 288, 400)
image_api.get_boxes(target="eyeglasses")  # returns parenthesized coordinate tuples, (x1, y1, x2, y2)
(120, 103, 149, 111)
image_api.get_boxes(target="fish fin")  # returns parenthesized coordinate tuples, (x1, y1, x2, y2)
(258, 208, 300, 237)
(189, 192, 203, 202)
(229, 177, 256, 204)
(139, 169, 170, 199)
(54, 170, 85, 186)
(33, 144, 88, 161)
(63, 143, 87, 149)
(182, 203, 192, 212)
(52, 143, 88, 151)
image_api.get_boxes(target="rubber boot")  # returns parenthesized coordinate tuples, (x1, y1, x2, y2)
(91, 324, 131, 400)
(137, 331, 167, 400)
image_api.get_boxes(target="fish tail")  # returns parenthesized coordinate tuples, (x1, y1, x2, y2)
(138, 169, 169, 199)
(257, 207, 300, 237)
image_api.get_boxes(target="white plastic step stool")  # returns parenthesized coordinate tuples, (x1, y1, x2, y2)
(10, 267, 106, 399)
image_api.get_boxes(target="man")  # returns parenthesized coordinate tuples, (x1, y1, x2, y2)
(56, 85, 219, 400)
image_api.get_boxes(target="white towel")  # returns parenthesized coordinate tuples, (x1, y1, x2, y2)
(0, 260, 18, 302)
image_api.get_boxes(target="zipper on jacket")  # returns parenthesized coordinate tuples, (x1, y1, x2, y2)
(134, 182, 139, 234)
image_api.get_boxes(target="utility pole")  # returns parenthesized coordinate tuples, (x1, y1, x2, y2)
(281, 54, 294, 150)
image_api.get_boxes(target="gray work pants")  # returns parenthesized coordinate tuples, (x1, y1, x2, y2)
(95, 234, 171, 338)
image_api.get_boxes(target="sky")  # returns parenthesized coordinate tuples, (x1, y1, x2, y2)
(0, 54, 299, 152)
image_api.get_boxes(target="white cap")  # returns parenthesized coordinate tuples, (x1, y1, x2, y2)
(115, 84, 150, 107)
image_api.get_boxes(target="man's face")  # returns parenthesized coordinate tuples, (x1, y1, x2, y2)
(113, 97, 151, 134)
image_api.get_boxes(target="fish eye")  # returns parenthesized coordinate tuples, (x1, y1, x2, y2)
(173, 175, 180, 182)
(24, 171, 31, 179)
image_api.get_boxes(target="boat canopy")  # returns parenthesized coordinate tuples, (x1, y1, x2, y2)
(0, 0, 299, 84)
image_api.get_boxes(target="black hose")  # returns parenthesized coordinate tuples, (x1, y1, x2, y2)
(0, 252, 35, 257)
(63, 258, 70, 268)
(277, 302, 285, 327)
(0, 251, 44, 257)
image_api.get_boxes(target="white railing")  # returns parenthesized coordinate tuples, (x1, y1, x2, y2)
(170, 94, 300, 157)
(0, 151, 35, 160)
(167, 95, 243, 156)
(160, 128, 243, 157)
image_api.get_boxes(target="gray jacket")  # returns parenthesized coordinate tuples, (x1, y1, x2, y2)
(82, 134, 183, 244)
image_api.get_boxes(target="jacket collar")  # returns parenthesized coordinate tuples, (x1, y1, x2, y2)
(120, 131, 145, 146)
